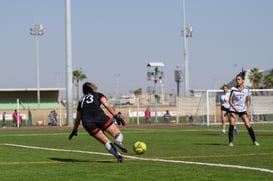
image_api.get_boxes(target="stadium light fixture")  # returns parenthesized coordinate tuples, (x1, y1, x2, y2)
(146, 62, 164, 123)
(30, 24, 44, 108)
(147, 62, 165, 67)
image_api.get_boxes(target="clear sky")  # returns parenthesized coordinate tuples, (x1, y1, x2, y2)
(0, 0, 272, 97)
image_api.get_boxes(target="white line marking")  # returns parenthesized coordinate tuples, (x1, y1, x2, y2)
(1, 143, 273, 174)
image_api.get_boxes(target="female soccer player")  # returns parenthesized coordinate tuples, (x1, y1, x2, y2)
(69, 82, 127, 162)
(228, 72, 259, 146)
(220, 84, 239, 136)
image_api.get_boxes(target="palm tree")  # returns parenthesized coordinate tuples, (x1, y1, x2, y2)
(263, 69, 273, 88)
(248, 67, 263, 89)
(73, 69, 87, 102)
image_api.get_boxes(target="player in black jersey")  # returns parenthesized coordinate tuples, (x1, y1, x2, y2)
(69, 82, 127, 162)
(228, 72, 259, 147)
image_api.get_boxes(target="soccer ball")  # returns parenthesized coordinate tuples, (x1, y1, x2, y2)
(133, 141, 147, 154)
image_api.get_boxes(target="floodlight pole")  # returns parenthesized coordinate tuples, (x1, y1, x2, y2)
(30, 24, 44, 108)
(114, 73, 120, 105)
(65, 0, 74, 126)
(182, 0, 192, 97)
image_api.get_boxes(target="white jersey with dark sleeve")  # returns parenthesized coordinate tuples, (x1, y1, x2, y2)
(220, 91, 230, 109)
(229, 86, 251, 112)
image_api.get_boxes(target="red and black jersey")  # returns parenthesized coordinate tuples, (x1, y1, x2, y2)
(77, 92, 108, 122)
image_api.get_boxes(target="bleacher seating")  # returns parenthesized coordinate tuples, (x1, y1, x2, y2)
(0, 89, 63, 110)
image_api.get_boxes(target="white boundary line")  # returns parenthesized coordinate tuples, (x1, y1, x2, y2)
(1, 143, 273, 174)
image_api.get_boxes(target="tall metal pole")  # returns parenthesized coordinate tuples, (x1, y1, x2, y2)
(36, 35, 40, 107)
(175, 66, 182, 97)
(174, 66, 182, 124)
(17, 99, 20, 128)
(177, 81, 180, 97)
(182, 0, 192, 97)
(30, 24, 44, 108)
(65, 0, 73, 125)
(114, 73, 120, 104)
(154, 67, 159, 123)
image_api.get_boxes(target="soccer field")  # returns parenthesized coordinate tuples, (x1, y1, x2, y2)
(0, 124, 273, 181)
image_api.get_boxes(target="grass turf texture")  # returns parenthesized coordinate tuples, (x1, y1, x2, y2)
(0, 124, 273, 180)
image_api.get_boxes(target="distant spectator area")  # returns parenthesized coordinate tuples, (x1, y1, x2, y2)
(0, 88, 65, 109)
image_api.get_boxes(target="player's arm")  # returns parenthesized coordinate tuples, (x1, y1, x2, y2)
(246, 95, 251, 114)
(229, 91, 238, 112)
(69, 111, 81, 140)
(101, 96, 117, 116)
(73, 111, 82, 130)
(101, 97, 125, 126)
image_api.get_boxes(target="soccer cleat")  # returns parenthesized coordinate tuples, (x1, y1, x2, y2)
(229, 142, 234, 147)
(254, 141, 260, 146)
(234, 128, 239, 135)
(117, 155, 123, 163)
(114, 141, 128, 153)
(221, 131, 225, 136)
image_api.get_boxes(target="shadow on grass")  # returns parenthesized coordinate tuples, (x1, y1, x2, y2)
(198, 133, 219, 136)
(49, 157, 114, 163)
(192, 143, 226, 146)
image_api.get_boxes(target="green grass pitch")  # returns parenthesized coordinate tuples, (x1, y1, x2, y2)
(0, 124, 273, 180)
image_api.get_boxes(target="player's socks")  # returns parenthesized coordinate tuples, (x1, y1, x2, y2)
(115, 133, 123, 143)
(247, 127, 256, 143)
(114, 133, 128, 153)
(114, 141, 128, 153)
(228, 125, 234, 143)
(105, 142, 120, 158)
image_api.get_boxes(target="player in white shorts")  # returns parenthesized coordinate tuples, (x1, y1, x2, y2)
(220, 84, 239, 136)
(228, 71, 259, 146)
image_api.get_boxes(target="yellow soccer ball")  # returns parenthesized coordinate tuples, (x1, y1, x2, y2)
(133, 141, 147, 154)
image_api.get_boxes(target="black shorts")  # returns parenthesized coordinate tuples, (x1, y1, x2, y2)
(82, 118, 114, 136)
(229, 111, 247, 117)
(221, 106, 229, 112)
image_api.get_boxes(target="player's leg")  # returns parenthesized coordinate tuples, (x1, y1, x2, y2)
(240, 114, 259, 146)
(92, 130, 123, 162)
(221, 110, 227, 135)
(233, 111, 239, 135)
(234, 125, 239, 135)
(228, 112, 237, 146)
(105, 124, 128, 153)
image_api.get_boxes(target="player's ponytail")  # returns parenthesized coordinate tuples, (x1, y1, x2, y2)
(236, 70, 246, 80)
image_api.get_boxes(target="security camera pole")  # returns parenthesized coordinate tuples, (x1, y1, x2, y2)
(147, 62, 164, 123)
(174, 65, 183, 124)
(174, 65, 183, 97)
(30, 24, 44, 108)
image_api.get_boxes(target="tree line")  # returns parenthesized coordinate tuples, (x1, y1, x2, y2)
(248, 68, 273, 89)
(72, 67, 273, 102)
